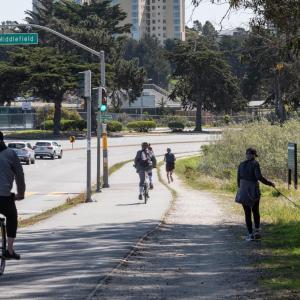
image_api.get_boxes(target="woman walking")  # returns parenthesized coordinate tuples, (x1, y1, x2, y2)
(236, 148, 275, 241)
(164, 148, 176, 184)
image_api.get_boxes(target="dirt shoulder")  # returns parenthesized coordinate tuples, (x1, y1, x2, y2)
(89, 173, 275, 300)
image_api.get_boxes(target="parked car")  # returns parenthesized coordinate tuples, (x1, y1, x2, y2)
(34, 141, 63, 160)
(7, 142, 35, 165)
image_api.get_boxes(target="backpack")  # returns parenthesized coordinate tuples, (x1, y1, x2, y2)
(135, 150, 152, 169)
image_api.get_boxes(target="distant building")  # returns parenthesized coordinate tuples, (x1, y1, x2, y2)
(120, 84, 180, 114)
(112, 0, 185, 44)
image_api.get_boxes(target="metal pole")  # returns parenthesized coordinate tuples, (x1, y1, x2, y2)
(102, 124, 109, 188)
(96, 51, 105, 192)
(86, 70, 92, 202)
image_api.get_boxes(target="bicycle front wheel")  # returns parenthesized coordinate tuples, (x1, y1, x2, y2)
(0, 220, 6, 275)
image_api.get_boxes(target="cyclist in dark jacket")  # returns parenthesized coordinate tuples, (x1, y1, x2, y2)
(236, 147, 275, 241)
(134, 142, 156, 200)
(0, 131, 25, 259)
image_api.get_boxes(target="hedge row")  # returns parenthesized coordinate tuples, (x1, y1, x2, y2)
(43, 119, 86, 131)
(127, 121, 156, 132)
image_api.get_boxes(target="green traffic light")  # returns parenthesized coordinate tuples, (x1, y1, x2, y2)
(100, 104, 107, 112)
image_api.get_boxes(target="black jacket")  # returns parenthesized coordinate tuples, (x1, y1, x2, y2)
(237, 159, 272, 188)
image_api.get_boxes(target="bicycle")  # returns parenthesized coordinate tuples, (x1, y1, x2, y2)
(0, 216, 6, 275)
(143, 173, 150, 204)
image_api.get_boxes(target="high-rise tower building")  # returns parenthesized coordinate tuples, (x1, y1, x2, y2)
(112, 0, 185, 44)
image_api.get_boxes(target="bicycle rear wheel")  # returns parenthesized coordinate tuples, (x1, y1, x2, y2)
(0, 219, 6, 275)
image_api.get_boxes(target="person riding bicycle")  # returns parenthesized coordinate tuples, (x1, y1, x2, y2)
(0, 131, 25, 260)
(134, 142, 156, 200)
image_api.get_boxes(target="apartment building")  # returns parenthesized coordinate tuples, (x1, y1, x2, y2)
(112, 0, 185, 44)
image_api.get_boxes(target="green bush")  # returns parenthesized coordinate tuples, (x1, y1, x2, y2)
(160, 115, 188, 127)
(42, 119, 86, 131)
(43, 120, 54, 130)
(107, 121, 123, 132)
(73, 119, 86, 131)
(60, 119, 75, 131)
(127, 120, 156, 132)
(168, 121, 185, 132)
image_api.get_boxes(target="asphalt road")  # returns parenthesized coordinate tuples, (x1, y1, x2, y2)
(12, 133, 219, 219)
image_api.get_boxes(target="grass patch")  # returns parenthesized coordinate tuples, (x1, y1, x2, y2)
(19, 159, 132, 228)
(176, 153, 300, 294)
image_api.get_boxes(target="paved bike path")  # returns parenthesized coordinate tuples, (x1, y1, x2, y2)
(0, 162, 172, 300)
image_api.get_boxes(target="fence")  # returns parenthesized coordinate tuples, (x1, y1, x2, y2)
(1, 110, 274, 131)
(0, 113, 35, 130)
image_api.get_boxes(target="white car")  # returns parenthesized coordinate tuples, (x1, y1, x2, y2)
(7, 142, 35, 165)
(34, 141, 63, 160)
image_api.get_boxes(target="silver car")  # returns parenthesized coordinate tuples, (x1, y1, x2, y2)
(7, 142, 35, 165)
(34, 141, 63, 160)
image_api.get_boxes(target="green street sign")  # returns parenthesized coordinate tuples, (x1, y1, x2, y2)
(101, 114, 112, 120)
(0, 33, 39, 45)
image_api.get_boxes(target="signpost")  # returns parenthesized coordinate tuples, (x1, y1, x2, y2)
(0, 33, 38, 45)
(69, 136, 76, 149)
(288, 143, 298, 189)
(101, 113, 113, 121)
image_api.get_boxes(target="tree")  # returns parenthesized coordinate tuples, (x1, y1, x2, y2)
(123, 35, 171, 88)
(0, 63, 28, 106)
(169, 39, 244, 131)
(9, 47, 86, 135)
(240, 26, 299, 123)
(24, 0, 145, 128)
(192, 0, 299, 53)
(109, 58, 145, 111)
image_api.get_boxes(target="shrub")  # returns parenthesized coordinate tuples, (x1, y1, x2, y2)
(43, 120, 54, 130)
(168, 121, 185, 132)
(60, 119, 75, 131)
(160, 115, 188, 127)
(127, 120, 156, 132)
(42, 119, 86, 131)
(73, 119, 86, 131)
(107, 121, 123, 132)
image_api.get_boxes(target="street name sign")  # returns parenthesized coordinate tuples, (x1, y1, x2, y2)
(0, 33, 38, 45)
(101, 114, 112, 120)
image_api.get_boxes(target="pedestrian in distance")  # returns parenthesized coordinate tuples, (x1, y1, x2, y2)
(0, 131, 26, 259)
(164, 148, 176, 184)
(235, 147, 275, 241)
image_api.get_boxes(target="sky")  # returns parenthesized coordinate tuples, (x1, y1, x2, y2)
(0, 0, 253, 30)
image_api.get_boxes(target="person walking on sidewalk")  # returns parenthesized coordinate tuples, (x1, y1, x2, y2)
(164, 148, 176, 184)
(134, 142, 156, 200)
(236, 147, 275, 241)
(0, 131, 25, 259)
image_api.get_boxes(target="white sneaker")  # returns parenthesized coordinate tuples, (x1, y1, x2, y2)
(245, 234, 255, 241)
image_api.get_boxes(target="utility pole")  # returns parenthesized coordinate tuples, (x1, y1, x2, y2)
(96, 51, 105, 192)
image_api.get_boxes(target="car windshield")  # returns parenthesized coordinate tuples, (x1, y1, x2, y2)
(8, 143, 26, 149)
(36, 142, 51, 146)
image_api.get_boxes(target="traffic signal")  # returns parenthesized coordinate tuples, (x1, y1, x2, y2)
(78, 70, 91, 98)
(100, 87, 107, 112)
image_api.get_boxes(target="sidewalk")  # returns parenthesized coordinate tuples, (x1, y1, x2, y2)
(90, 174, 270, 300)
(0, 163, 172, 300)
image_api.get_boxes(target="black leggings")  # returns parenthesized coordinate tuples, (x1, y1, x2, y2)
(0, 196, 18, 238)
(242, 200, 260, 234)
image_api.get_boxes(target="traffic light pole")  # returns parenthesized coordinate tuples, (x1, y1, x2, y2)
(96, 51, 105, 192)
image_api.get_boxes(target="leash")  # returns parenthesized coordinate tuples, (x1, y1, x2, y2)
(273, 187, 300, 210)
